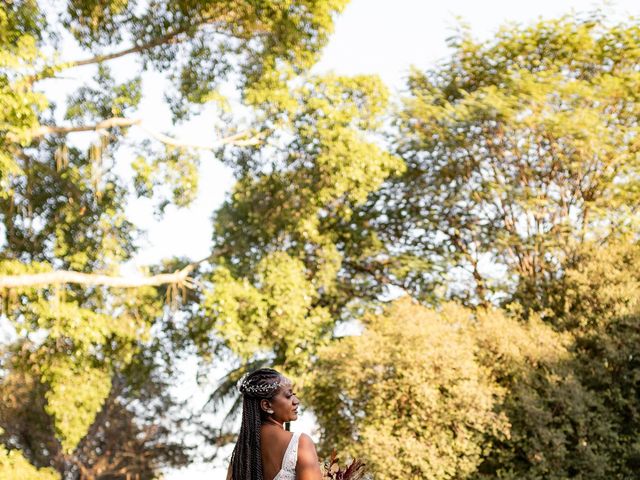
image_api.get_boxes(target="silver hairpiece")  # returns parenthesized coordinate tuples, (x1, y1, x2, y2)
(238, 376, 281, 397)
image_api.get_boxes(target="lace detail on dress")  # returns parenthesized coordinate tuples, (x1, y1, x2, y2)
(272, 432, 301, 480)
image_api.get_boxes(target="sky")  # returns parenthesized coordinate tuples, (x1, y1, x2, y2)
(156, 1, 640, 478)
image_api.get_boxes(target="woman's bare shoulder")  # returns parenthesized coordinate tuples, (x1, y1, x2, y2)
(298, 433, 316, 450)
(296, 433, 322, 479)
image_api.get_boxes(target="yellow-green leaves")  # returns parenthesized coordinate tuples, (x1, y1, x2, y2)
(35, 298, 147, 360)
(41, 356, 112, 453)
(0, 444, 59, 480)
(313, 126, 400, 206)
(388, 13, 640, 304)
(209, 73, 402, 369)
(306, 297, 627, 479)
(307, 299, 509, 480)
(216, 74, 402, 268)
(205, 253, 331, 369)
(0, 2, 48, 185)
(13, 296, 150, 453)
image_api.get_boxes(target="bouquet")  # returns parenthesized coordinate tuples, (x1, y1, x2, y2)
(321, 450, 367, 480)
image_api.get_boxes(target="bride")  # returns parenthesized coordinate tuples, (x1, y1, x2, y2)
(226, 368, 323, 480)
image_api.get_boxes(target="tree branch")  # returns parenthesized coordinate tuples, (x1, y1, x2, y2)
(0, 265, 196, 289)
(0, 251, 226, 290)
(29, 11, 271, 83)
(29, 18, 221, 84)
(12, 117, 264, 150)
(28, 117, 141, 137)
(69, 28, 190, 69)
(137, 124, 264, 149)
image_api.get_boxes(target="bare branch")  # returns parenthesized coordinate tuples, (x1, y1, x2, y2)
(29, 117, 141, 137)
(13, 117, 264, 150)
(0, 265, 196, 289)
(0, 252, 225, 290)
(137, 124, 265, 150)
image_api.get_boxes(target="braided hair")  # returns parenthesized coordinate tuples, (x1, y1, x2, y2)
(230, 368, 283, 480)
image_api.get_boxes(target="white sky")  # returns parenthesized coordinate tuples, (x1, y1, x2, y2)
(158, 1, 640, 478)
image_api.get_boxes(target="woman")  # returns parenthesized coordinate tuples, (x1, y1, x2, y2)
(226, 368, 323, 480)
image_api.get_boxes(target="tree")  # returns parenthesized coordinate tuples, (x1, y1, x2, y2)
(1, 0, 351, 475)
(510, 240, 640, 476)
(199, 10, 640, 479)
(190, 72, 404, 433)
(306, 294, 640, 479)
(306, 299, 509, 480)
(188, 14, 640, 472)
(0, 339, 191, 479)
(471, 308, 615, 480)
(5, 4, 640, 478)
(2, 0, 352, 285)
(376, 12, 640, 305)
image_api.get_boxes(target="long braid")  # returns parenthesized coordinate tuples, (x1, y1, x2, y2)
(230, 368, 283, 480)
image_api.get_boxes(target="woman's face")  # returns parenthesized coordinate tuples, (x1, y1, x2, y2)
(267, 377, 300, 423)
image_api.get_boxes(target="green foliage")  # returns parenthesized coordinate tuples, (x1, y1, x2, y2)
(204, 252, 332, 369)
(213, 73, 402, 285)
(309, 291, 640, 479)
(0, 343, 192, 477)
(203, 74, 403, 372)
(41, 356, 112, 453)
(471, 309, 614, 479)
(381, 13, 640, 304)
(198, 73, 405, 442)
(1, 1, 355, 475)
(0, 2, 48, 186)
(60, 0, 351, 122)
(0, 444, 59, 480)
(307, 299, 509, 480)
(2, 286, 155, 454)
(506, 241, 640, 476)
(573, 312, 640, 476)
(513, 240, 640, 329)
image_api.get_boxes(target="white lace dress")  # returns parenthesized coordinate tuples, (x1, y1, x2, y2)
(272, 432, 301, 480)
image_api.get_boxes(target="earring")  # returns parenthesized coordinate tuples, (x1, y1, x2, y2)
(267, 409, 274, 414)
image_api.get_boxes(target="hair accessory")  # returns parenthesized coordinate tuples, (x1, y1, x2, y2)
(238, 375, 281, 397)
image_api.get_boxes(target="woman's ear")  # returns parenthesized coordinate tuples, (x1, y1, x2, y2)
(260, 399, 273, 414)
